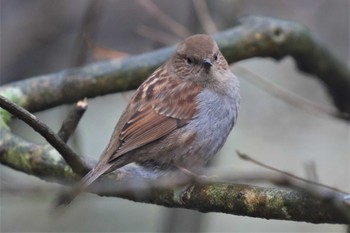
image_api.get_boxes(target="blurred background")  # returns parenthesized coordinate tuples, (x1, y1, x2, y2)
(0, 0, 349, 232)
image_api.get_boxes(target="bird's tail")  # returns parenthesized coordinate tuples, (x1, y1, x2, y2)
(56, 163, 113, 207)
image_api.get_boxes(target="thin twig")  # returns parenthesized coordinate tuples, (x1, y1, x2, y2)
(0, 95, 90, 175)
(57, 98, 88, 143)
(236, 150, 349, 195)
(137, 0, 191, 38)
(86, 38, 128, 60)
(304, 160, 319, 182)
(137, 25, 180, 45)
(192, 0, 218, 34)
(70, 0, 103, 66)
(234, 66, 346, 120)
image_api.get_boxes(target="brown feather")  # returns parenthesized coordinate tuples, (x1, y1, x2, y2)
(107, 65, 203, 162)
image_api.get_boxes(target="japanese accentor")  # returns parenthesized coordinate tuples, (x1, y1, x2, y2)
(60, 34, 240, 204)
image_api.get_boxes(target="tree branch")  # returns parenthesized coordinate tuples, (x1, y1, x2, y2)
(57, 98, 88, 143)
(236, 151, 349, 194)
(234, 66, 347, 120)
(0, 136, 347, 224)
(0, 95, 348, 223)
(0, 95, 90, 175)
(1, 16, 349, 115)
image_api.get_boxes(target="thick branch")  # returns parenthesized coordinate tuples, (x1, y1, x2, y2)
(113, 183, 348, 225)
(1, 16, 349, 115)
(0, 133, 347, 224)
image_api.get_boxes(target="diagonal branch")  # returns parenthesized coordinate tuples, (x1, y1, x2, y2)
(236, 151, 349, 194)
(192, 0, 218, 34)
(57, 98, 88, 143)
(136, 0, 191, 38)
(234, 66, 346, 120)
(0, 95, 90, 175)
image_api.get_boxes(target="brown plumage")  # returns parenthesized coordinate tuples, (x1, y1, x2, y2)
(57, 34, 240, 205)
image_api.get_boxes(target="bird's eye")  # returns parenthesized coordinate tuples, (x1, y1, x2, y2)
(213, 53, 218, 61)
(186, 57, 193, 65)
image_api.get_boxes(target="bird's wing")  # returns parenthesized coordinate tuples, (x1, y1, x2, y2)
(107, 67, 202, 162)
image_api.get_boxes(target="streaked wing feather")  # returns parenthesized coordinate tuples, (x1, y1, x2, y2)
(107, 67, 202, 162)
(115, 109, 177, 156)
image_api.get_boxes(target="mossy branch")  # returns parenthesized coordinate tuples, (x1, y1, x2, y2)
(1, 16, 349, 115)
(1, 16, 350, 224)
(0, 129, 348, 224)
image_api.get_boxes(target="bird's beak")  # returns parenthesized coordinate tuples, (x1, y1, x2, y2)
(203, 58, 213, 69)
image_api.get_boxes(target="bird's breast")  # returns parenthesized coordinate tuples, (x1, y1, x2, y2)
(186, 78, 240, 161)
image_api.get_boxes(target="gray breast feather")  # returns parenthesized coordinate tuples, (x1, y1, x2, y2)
(186, 77, 240, 160)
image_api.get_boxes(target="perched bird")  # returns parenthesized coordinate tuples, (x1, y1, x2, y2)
(59, 34, 240, 205)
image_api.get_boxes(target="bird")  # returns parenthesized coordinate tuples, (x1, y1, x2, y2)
(58, 34, 240, 205)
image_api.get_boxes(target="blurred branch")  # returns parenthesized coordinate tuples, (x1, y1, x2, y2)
(1, 16, 349, 116)
(236, 151, 349, 195)
(70, 0, 103, 66)
(192, 0, 218, 34)
(136, 0, 191, 38)
(86, 39, 128, 60)
(235, 66, 347, 120)
(304, 160, 319, 182)
(137, 25, 180, 45)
